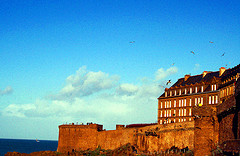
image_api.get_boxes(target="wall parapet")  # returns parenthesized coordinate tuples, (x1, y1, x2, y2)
(59, 123, 103, 131)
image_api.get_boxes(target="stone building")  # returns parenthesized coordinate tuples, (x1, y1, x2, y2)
(157, 68, 225, 125)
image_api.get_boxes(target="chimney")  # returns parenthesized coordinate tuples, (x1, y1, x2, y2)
(184, 74, 190, 81)
(202, 71, 208, 77)
(219, 67, 226, 76)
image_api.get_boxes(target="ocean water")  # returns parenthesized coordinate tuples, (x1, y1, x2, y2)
(0, 138, 58, 156)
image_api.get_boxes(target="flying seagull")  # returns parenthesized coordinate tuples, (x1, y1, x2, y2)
(221, 52, 225, 57)
(209, 41, 214, 43)
(190, 51, 195, 55)
(166, 80, 171, 85)
(129, 41, 135, 44)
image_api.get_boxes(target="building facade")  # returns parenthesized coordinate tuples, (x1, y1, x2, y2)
(158, 67, 228, 125)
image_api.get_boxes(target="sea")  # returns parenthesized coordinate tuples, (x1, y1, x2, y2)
(0, 138, 58, 156)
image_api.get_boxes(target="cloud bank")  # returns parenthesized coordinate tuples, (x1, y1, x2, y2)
(1, 66, 178, 129)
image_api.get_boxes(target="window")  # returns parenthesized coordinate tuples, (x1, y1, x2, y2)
(179, 100, 181, 107)
(185, 88, 187, 94)
(184, 99, 186, 106)
(212, 96, 215, 104)
(214, 84, 217, 90)
(216, 95, 218, 104)
(182, 109, 184, 116)
(195, 98, 197, 105)
(174, 110, 176, 116)
(161, 102, 162, 108)
(174, 100, 176, 107)
(165, 92, 167, 97)
(170, 101, 172, 108)
(198, 97, 200, 104)
(165, 101, 166, 108)
(201, 86, 204, 92)
(170, 110, 171, 117)
(184, 118, 186, 121)
(184, 109, 186, 116)
(189, 118, 191, 121)
(164, 110, 166, 117)
(170, 91, 172, 96)
(201, 97, 203, 105)
(189, 108, 192, 116)
(195, 87, 198, 93)
(182, 99, 184, 107)
(179, 89, 181, 95)
(167, 101, 169, 108)
(189, 98, 192, 106)
(179, 109, 181, 116)
(160, 111, 162, 117)
(190, 88, 192, 94)
(174, 119, 175, 123)
(175, 90, 176, 96)
(179, 118, 181, 122)
(160, 120, 162, 124)
(167, 110, 168, 117)
(209, 96, 211, 104)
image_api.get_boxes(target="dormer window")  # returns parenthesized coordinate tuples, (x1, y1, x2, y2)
(179, 89, 181, 95)
(201, 86, 204, 92)
(170, 91, 172, 96)
(190, 88, 192, 94)
(214, 84, 217, 90)
(185, 88, 187, 94)
(195, 87, 197, 93)
(174, 90, 176, 96)
(165, 92, 167, 97)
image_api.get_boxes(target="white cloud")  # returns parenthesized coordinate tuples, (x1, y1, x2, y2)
(1, 66, 178, 129)
(116, 83, 138, 96)
(155, 67, 178, 81)
(2, 104, 35, 118)
(48, 66, 120, 100)
(0, 86, 13, 96)
(194, 64, 200, 71)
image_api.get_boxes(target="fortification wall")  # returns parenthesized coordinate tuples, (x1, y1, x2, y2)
(218, 94, 239, 144)
(97, 128, 136, 150)
(57, 124, 99, 152)
(57, 122, 195, 153)
(136, 122, 194, 152)
(192, 105, 219, 156)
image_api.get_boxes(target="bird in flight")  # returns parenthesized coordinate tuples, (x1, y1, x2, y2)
(171, 63, 175, 66)
(190, 51, 195, 55)
(166, 80, 171, 85)
(129, 41, 135, 44)
(221, 52, 225, 57)
(209, 41, 214, 43)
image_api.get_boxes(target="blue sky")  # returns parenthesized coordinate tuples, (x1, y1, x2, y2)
(0, 0, 239, 140)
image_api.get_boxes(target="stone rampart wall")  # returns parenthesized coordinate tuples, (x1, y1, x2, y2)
(57, 122, 195, 153)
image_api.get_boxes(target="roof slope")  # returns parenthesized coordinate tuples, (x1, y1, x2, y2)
(171, 71, 220, 88)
